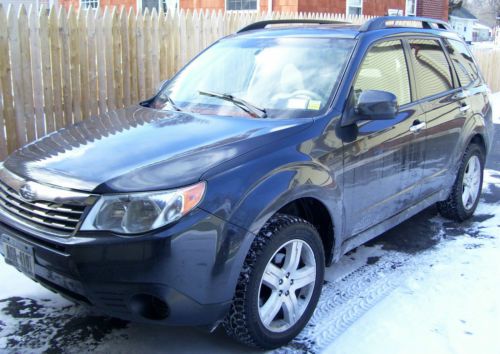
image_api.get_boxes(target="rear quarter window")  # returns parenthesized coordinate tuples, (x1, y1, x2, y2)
(408, 39, 453, 99)
(445, 39, 480, 87)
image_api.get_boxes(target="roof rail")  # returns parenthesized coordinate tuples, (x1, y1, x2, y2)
(237, 19, 349, 33)
(359, 16, 451, 32)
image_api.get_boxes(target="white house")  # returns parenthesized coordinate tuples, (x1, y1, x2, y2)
(473, 23, 492, 42)
(449, 7, 478, 43)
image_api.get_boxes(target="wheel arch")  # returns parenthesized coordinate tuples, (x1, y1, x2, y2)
(230, 163, 343, 268)
(468, 133, 487, 156)
(276, 197, 336, 266)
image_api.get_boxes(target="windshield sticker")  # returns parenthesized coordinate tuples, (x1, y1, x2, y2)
(287, 98, 309, 109)
(307, 100, 321, 110)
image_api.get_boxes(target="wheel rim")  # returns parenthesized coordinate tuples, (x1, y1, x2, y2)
(462, 155, 481, 210)
(258, 239, 316, 333)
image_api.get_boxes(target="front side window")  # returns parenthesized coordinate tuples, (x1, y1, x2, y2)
(347, 0, 362, 16)
(445, 39, 480, 87)
(80, 0, 98, 9)
(406, 0, 417, 16)
(408, 39, 453, 99)
(153, 37, 355, 118)
(226, 0, 258, 11)
(353, 40, 411, 106)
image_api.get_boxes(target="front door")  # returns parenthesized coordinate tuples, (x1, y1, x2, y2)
(341, 39, 426, 237)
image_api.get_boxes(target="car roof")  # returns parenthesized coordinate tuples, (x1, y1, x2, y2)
(230, 17, 463, 42)
(232, 25, 362, 40)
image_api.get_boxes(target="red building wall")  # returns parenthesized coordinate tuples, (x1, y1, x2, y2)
(58, 0, 449, 21)
(272, 0, 298, 13)
(363, 0, 406, 16)
(179, 0, 295, 12)
(179, 0, 448, 21)
(416, 0, 448, 20)
(59, 0, 137, 11)
(298, 0, 344, 14)
(59, 0, 79, 9)
(180, 0, 224, 11)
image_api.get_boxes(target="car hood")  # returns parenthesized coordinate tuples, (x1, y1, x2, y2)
(3, 106, 311, 193)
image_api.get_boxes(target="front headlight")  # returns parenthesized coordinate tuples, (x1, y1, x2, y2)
(80, 182, 206, 234)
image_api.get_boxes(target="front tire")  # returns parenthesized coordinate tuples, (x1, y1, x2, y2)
(223, 214, 325, 349)
(437, 143, 485, 221)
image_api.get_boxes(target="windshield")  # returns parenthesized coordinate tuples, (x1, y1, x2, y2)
(152, 36, 355, 118)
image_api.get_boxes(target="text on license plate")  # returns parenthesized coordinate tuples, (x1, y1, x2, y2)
(1, 234, 35, 278)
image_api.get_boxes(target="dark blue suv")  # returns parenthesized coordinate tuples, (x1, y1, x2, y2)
(0, 16, 493, 349)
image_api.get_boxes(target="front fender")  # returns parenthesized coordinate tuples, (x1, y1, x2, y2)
(198, 134, 343, 303)
(233, 163, 341, 237)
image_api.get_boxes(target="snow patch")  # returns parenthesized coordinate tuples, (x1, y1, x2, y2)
(492, 92, 500, 124)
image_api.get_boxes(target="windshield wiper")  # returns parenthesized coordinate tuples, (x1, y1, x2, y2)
(155, 92, 182, 112)
(198, 90, 267, 118)
(165, 94, 183, 112)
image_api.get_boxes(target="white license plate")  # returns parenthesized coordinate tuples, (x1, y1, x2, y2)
(1, 234, 35, 278)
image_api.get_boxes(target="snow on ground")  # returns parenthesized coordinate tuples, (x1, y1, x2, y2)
(323, 183, 500, 354)
(492, 92, 500, 124)
(0, 95, 499, 354)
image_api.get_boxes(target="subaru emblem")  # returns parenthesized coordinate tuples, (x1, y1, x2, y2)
(19, 183, 37, 202)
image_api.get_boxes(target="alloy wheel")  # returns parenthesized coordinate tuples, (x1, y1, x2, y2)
(258, 239, 317, 333)
(462, 155, 481, 210)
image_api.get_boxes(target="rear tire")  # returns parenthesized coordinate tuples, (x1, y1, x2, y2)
(223, 214, 325, 349)
(437, 143, 484, 221)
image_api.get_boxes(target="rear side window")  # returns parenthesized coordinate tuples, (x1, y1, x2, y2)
(354, 40, 411, 106)
(408, 39, 453, 99)
(445, 39, 480, 87)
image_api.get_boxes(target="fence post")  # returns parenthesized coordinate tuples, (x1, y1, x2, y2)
(48, 6, 64, 130)
(8, 5, 28, 146)
(128, 7, 138, 104)
(78, 8, 91, 120)
(0, 5, 17, 154)
(68, 6, 82, 123)
(39, 6, 54, 133)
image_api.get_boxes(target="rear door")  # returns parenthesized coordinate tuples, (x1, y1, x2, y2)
(342, 39, 426, 237)
(444, 38, 490, 130)
(406, 38, 467, 197)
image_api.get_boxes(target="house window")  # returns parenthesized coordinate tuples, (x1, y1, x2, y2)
(80, 0, 98, 9)
(142, 0, 159, 11)
(406, 0, 417, 16)
(346, 0, 362, 16)
(140, 0, 178, 12)
(226, 0, 258, 11)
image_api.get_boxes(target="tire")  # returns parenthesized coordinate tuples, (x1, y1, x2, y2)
(437, 143, 485, 221)
(223, 214, 325, 349)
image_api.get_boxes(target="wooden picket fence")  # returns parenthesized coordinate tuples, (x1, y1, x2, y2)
(0, 6, 498, 160)
(473, 47, 500, 94)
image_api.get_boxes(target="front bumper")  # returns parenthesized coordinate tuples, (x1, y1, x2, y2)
(0, 207, 251, 327)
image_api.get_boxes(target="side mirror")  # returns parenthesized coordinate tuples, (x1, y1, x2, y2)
(355, 90, 398, 120)
(156, 79, 169, 94)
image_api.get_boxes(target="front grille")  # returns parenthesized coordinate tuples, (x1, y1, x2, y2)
(0, 179, 87, 235)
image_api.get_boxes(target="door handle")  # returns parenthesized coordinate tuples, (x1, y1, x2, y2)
(409, 121, 426, 133)
(459, 104, 470, 112)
